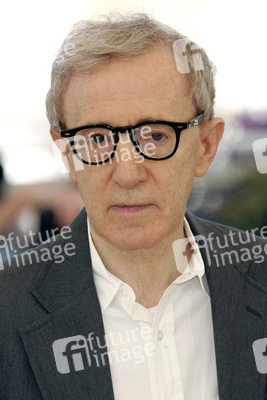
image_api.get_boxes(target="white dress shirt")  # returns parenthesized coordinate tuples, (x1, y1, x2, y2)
(87, 218, 219, 400)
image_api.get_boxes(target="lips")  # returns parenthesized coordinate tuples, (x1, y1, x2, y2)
(110, 204, 153, 214)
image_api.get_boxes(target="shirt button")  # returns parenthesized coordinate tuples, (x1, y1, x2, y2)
(121, 287, 128, 297)
(157, 330, 164, 340)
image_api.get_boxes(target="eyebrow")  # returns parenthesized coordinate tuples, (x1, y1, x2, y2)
(78, 117, 161, 127)
(136, 117, 159, 124)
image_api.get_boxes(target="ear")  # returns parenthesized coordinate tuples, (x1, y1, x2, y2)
(50, 127, 77, 183)
(195, 117, 225, 177)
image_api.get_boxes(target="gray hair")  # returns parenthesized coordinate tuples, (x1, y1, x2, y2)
(46, 13, 216, 128)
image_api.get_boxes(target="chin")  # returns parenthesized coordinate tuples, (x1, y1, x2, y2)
(106, 228, 167, 251)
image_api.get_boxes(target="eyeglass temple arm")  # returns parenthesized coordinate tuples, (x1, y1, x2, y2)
(187, 112, 204, 128)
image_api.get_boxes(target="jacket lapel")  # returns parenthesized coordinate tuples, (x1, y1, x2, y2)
(186, 211, 267, 400)
(19, 208, 267, 399)
(19, 208, 115, 400)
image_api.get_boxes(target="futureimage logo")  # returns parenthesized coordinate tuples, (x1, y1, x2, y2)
(253, 138, 267, 174)
(253, 338, 267, 374)
(173, 38, 204, 74)
(53, 327, 156, 374)
(52, 132, 157, 173)
(53, 336, 92, 374)
(172, 225, 267, 271)
(0, 226, 76, 270)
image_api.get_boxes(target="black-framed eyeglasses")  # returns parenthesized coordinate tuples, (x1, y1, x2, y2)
(60, 112, 204, 165)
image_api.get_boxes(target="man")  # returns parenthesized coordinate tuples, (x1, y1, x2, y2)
(1, 13, 267, 400)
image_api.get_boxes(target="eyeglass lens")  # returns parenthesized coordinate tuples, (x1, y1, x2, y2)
(71, 123, 178, 164)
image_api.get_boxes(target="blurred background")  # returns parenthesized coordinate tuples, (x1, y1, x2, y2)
(0, 0, 267, 248)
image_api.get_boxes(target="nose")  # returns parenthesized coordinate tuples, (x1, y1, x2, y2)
(112, 133, 148, 188)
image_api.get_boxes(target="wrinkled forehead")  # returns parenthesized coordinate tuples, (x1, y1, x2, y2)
(61, 47, 193, 127)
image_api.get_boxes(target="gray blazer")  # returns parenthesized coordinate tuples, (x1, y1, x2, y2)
(1, 208, 267, 400)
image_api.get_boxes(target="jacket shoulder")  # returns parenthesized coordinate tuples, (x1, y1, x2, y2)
(186, 210, 267, 242)
(0, 226, 76, 323)
(186, 210, 267, 284)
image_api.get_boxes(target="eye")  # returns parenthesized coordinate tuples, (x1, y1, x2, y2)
(150, 133, 167, 142)
(88, 134, 107, 144)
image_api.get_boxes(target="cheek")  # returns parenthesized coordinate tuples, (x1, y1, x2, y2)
(73, 169, 97, 206)
(163, 139, 200, 207)
(165, 169, 193, 210)
(74, 166, 112, 211)
(177, 132, 201, 173)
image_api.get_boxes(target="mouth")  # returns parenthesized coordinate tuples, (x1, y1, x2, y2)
(110, 204, 153, 215)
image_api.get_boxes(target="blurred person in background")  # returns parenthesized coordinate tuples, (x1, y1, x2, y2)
(1, 13, 267, 400)
(0, 181, 84, 235)
(0, 156, 83, 259)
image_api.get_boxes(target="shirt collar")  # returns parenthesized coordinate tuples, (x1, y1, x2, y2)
(87, 216, 210, 313)
(87, 223, 123, 311)
(175, 217, 210, 297)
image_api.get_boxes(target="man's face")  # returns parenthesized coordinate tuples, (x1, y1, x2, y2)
(60, 47, 210, 251)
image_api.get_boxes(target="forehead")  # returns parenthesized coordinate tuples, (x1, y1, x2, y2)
(62, 47, 195, 127)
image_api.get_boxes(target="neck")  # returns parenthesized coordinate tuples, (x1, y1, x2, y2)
(90, 225, 186, 308)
